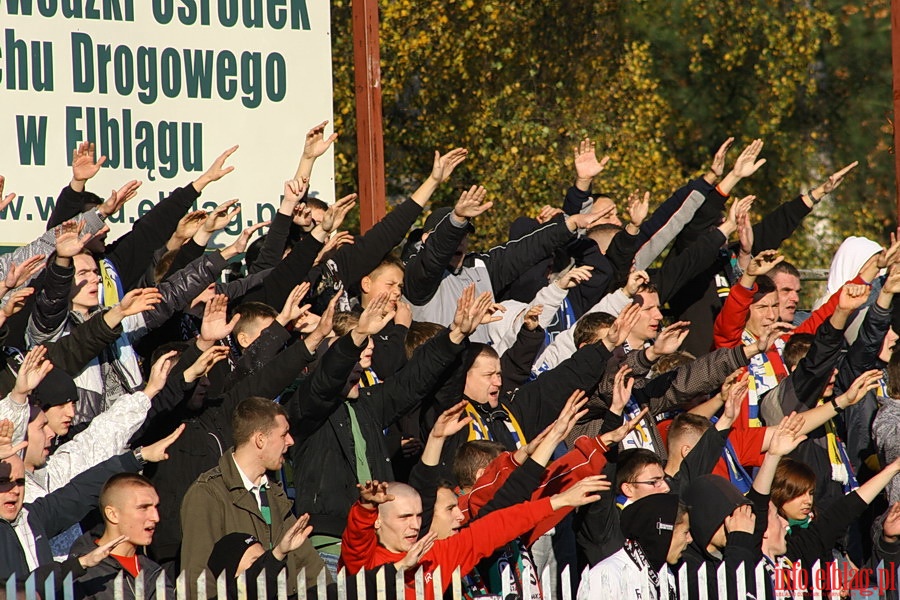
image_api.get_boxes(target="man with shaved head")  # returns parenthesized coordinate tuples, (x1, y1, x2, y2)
(70, 473, 174, 599)
(0, 429, 182, 588)
(340, 478, 608, 600)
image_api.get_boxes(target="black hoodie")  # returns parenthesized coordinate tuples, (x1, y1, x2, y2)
(680, 474, 762, 599)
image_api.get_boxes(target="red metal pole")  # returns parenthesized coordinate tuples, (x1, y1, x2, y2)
(352, 0, 387, 233)
(894, 0, 900, 222)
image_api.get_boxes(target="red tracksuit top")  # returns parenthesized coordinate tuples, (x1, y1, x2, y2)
(339, 497, 555, 600)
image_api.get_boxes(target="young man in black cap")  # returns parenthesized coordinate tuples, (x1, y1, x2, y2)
(577, 493, 690, 600)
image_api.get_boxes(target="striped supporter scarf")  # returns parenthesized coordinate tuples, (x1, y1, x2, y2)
(741, 330, 788, 427)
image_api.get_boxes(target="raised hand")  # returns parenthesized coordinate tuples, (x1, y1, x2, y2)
(835, 369, 883, 409)
(710, 137, 734, 179)
(548, 390, 589, 442)
(314, 231, 355, 267)
(724, 504, 756, 534)
(877, 233, 900, 270)
(274, 514, 314, 560)
(277, 283, 312, 326)
(754, 322, 794, 354)
(431, 400, 474, 440)
(716, 376, 749, 430)
(222, 221, 270, 259)
(601, 406, 650, 446)
(172, 210, 208, 244)
(0, 176, 17, 212)
(767, 412, 807, 457)
(304, 289, 341, 351)
(730, 139, 766, 179)
(318, 194, 357, 235)
(140, 424, 186, 462)
(183, 346, 230, 384)
(624, 269, 650, 298)
(144, 350, 179, 397)
(303, 121, 338, 160)
(573, 138, 610, 186)
(55, 220, 92, 259)
(522, 304, 543, 331)
(0, 419, 27, 460)
(566, 208, 612, 232)
(430, 148, 468, 183)
(550, 475, 611, 509)
(884, 263, 900, 294)
(194, 145, 238, 191)
(736, 199, 755, 258)
(200, 294, 240, 343)
(12, 345, 54, 402)
(536, 205, 564, 224)
(609, 365, 634, 416)
(356, 292, 396, 337)
(724, 195, 754, 233)
(78, 535, 127, 569)
(358, 480, 395, 508)
(626, 191, 650, 229)
(651, 321, 690, 356)
(746, 250, 784, 278)
(453, 185, 492, 220)
(453, 290, 503, 336)
(71, 141, 106, 186)
(97, 180, 141, 218)
(116, 287, 163, 317)
(819, 162, 859, 196)
(394, 531, 437, 571)
(202, 199, 241, 234)
(556, 265, 594, 290)
(604, 301, 641, 349)
(837, 283, 871, 313)
(281, 178, 310, 215)
(2, 255, 46, 291)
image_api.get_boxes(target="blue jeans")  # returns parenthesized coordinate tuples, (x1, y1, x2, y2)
(319, 551, 340, 580)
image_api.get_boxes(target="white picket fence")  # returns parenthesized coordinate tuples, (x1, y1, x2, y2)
(5, 559, 900, 599)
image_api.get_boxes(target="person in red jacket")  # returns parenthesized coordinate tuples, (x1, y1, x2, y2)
(713, 248, 879, 428)
(338, 477, 607, 600)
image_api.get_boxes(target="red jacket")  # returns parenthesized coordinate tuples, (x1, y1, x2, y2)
(459, 435, 609, 546)
(339, 497, 556, 600)
(713, 276, 858, 428)
(712, 277, 854, 349)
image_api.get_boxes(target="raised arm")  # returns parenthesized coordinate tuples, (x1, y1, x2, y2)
(104, 146, 236, 292)
(402, 186, 489, 305)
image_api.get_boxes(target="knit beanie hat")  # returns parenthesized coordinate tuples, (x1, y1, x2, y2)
(207, 532, 262, 579)
(31, 368, 78, 411)
(683, 474, 751, 550)
(620, 493, 682, 571)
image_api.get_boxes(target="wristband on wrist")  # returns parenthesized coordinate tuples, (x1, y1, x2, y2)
(807, 189, 821, 203)
(829, 397, 844, 414)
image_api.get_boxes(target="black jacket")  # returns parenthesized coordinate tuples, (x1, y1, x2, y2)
(145, 334, 317, 564)
(70, 531, 174, 600)
(286, 329, 466, 537)
(48, 182, 201, 295)
(0, 452, 141, 584)
(667, 193, 812, 356)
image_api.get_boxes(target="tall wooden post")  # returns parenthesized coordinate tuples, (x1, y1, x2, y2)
(894, 0, 900, 221)
(352, 0, 387, 233)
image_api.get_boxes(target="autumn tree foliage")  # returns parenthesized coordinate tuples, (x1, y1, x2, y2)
(329, 0, 894, 267)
